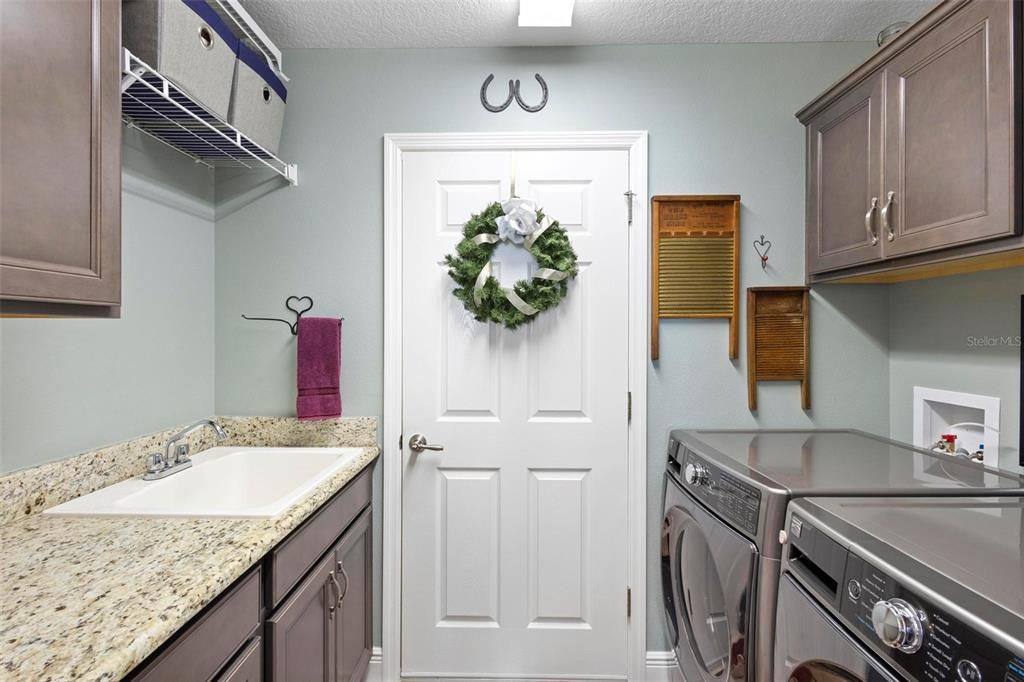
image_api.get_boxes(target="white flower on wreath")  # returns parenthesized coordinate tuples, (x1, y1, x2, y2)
(496, 198, 539, 245)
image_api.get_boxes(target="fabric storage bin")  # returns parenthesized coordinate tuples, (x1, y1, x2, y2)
(229, 42, 288, 154)
(123, 0, 239, 120)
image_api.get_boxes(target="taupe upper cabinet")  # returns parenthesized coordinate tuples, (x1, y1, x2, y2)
(0, 0, 121, 308)
(806, 73, 885, 274)
(799, 0, 1021, 283)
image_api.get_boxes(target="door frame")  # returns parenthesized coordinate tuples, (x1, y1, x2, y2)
(383, 131, 649, 681)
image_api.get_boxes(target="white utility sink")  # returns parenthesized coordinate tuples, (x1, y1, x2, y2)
(44, 447, 364, 519)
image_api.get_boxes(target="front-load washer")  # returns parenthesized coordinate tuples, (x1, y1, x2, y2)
(660, 429, 1024, 681)
(776, 495, 1024, 682)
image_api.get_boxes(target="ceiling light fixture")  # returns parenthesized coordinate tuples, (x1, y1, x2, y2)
(518, 0, 575, 27)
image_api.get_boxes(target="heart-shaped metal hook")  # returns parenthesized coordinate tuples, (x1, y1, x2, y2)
(753, 235, 772, 270)
(286, 295, 313, 318)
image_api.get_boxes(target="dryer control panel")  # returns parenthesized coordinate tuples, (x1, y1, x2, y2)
(840, 552, 1024, 682)
(787, 511, 1024, 682)
(674, 446, 761, 537)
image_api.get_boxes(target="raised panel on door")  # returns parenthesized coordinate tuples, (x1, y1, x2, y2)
(268, 551, 334, 682)
(527, 469, 591, 629)
(0, 0, 121, 306)
(805, 72, 884, 274)
(883, 0, 1017, 257)
(434, 468, 501, 627)
(333, 510, 372, 682)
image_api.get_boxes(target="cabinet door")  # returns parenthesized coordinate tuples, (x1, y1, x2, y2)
(216, 637, 262, 682)
(883, 0, 1017, 257)
(805, 72, 885, 274)
(333, 510, 372, 682)
(0, 0, 121, 307)
(268, 551, 334, 682)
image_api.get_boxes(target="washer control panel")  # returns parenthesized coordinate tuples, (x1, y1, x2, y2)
(678, 447, 761, 537)
(839, 551, 1024, 682)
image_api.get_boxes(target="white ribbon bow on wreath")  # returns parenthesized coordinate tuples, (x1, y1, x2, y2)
(469, 198, 569, 316)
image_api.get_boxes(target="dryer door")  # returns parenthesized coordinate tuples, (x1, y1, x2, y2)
(775, 574, 901, 682)
(663, 477, 758, 681)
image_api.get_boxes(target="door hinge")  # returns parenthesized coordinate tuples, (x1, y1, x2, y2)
(627, 587, 632, 618)
(627, 391, 632, 422)
(624, 190, 636, 225)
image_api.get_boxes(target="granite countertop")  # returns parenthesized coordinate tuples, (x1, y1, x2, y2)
(0, 442, 379, 681)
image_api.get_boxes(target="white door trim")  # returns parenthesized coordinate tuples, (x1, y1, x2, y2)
(383, 131, 649, 682)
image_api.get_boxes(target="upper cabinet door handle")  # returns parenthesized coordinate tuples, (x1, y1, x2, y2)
(865, 197, 879, 246)
(881, 191, 896, 242)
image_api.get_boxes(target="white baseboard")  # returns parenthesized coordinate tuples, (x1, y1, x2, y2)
(643, 651, 680, 682)
(367, 646, 383, 682)
(365, 650, 676, 682)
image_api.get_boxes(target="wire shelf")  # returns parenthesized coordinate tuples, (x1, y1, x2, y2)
(120, 49, 298, 185)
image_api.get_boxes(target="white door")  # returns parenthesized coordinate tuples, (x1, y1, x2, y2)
(401, 147, 631, 679)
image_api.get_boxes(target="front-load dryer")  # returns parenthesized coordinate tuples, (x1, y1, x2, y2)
(660, 429, 1024, 681)
(776, 495, 1024, 682)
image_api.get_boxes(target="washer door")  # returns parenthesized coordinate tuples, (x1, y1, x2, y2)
(662, 477, 757, 681)
(775, 574, 902, 682)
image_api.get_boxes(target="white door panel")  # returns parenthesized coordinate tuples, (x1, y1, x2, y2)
(402, 148, 630, 678)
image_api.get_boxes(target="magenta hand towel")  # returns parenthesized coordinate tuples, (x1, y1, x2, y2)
(296, 316, 342, 420)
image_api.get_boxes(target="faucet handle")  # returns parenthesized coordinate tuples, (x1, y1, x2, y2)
(174, 443, 191, 462)
(145, 452, 165, 474)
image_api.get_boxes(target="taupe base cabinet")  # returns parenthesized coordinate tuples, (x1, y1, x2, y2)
(269, 509, 372, 682)
(128, 465, 374, 682)
(798, 0, 1022, 283)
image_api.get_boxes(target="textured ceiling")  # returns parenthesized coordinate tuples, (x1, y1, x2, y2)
(242, 0, 935, 50)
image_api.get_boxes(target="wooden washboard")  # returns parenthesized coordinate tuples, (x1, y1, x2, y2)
(651, 195, 740, 360)
(746, 286, 810, 410)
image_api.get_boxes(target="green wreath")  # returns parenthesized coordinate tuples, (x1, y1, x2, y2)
(444, 199, 579, 329)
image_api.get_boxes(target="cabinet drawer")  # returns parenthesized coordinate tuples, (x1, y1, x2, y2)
(134, 568, 262, 682)
(216, 636, 262, 682)
(269, 467, 372, 607)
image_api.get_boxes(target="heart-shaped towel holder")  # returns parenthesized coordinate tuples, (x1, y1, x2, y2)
(753, 235, 772, 270)
(241, 295, 342, 335)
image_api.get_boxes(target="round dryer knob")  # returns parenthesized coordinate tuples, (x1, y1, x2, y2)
(683, 462, 709, 486)
(871, 599, 925, 653)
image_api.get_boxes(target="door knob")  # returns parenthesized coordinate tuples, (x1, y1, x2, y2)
(409, 433, 445, 453)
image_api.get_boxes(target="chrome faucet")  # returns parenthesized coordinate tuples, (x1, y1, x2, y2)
(144, 419, 229, 480)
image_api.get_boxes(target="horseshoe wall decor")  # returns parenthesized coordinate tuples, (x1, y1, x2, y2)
(480, 74, 515, 112)
(514, 74, 548, 113)
(480, 73, 549, 113)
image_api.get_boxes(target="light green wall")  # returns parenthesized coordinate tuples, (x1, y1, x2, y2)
(212, 42, 891, 649)
(0, 132, 216, 473)
(889, 267, 1023, 473)
(2, 40, 1017, 655)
